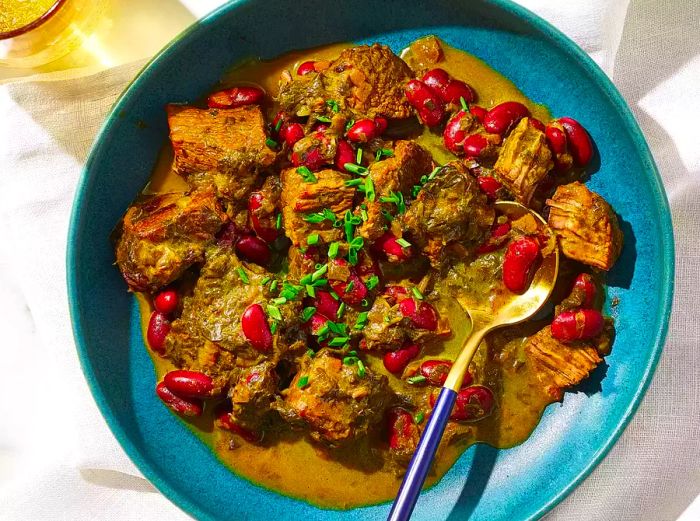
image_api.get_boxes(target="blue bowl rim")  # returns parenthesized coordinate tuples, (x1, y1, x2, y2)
(66, 0, 675, 519)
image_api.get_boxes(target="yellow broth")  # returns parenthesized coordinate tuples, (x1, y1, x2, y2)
(137, 40, 558, 509)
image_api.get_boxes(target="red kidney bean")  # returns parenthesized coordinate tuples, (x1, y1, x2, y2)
(346, 119, 378, 143)
(383, 343, 420, 374)
(334, 139, 355, 171)
(422, 68, 450, 98)
(373, 231, 412, 262)
(477, 175, 502, 200)
(248, 193, 278, 243)
(329, 270, 368, 306)
(502, 236, 541, 293)
(281, 122, 305, 147)
(147, 311, 171, 353)
(405, 79, 445, 127)
(443, 79, 475, 105)
(313, 290, 340, 319)
(387, 407, 418, 450)
(470, 105, 487, 123)
(558, 117, 593, 167)
(572, 273, 597, 307)
(154, 289, 178, 315)
(451, 385, 495, 421)
(291, 147, 325, 171)
(155, 382, 202, 417)
(307, 312, 329, 335)
(241, 303, 273, 352)
(463, 134, 489, 158)
(476, 221, 511, 254)
(383, 285, 409, 305)
(235, 235, 271, 265)
(313, 123, 329, 132)
(530, 118, 546, 131)
(483, 101, 530, 135)
(420, 359, 473, 387)
(163, 370, 214, 398)
(443, 110, 470, 154)
(374, 117, 388, 134)
(399, 298, 438, 330)
(297, 60, 316, 76)
(545, 124, 567, 155)
(207, 86, 264, 109)
(551, 309, 604, 342)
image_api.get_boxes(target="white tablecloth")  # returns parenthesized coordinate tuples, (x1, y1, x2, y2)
(1, 1, 698, 519)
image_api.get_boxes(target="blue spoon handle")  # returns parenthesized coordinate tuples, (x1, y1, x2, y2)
(387, 387, 458, 521)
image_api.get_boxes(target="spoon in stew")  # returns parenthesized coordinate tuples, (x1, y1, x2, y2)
(388, 201, 560, 521)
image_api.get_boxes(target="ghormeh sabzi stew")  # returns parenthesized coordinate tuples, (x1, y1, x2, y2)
(113, 37, 622, 508)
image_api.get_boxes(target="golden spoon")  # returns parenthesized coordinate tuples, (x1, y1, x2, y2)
(388, 201, 559, 521)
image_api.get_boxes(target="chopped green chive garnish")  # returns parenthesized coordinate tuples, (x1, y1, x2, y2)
(366, 275, 380, 290)
(307, 233, 320, 246)
(407, 375, 427, 385)
(411, 184, 423, 198)
(316, 115, 332, 123)
(270, 321, 279, 334)
(302, 306, 316, 322)
(344, 178, 364, 187)
(360, 207, 368, 221)
(274, 119, 283, 132)
(330, 290, 340, 300)
(354, 311, 369, 330)
(280, 281, 303, 300)
(380, 191, 406, 214)
(460, 96, 469, 111)
(312, 263, 328, 282)
(381, 209, 394, 222)
(272, 296, 287, 305)
(311, 278, 328, 287)
(412, 287, 424, 300)
(306, 348, 315, 358)
(315, 324, 330, 338)
(297, 375, 309, 388)
(266, 137, 278, 148)
(260, 276, 271, 286)
(360, 298, 369, 307)
(396, 237, 411, 248)
(428, 166, 441, 181)
(266, 305, 283, 321)
(328, 241, 340, 259)
(344, 210, 354, 243)
(357, 360, 366, 378)
(336, 302, 346, 319)
(345, 280, 355, 292)
(303, 208, 338, 225)
(300, 273, 312, 285)
(276, 213, 282, 230)
(345, 163, 368, 175)
(296, 166, 318, 183)
(375, 148, 394, 161)
(328, 336, 349, 347)
(345, 118, 355, 132)
(343, 356, 358, 365)
(326, 99, 339, 113)
(414, 412, 425, 424)
(236, 267, 249, 284)
(356, 147, 363, 165)
(306, 284, 316, 298)
(270, 279, 278, 292)
(364, 176, 375, 202)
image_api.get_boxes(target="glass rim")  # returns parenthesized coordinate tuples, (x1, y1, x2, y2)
(0, 0, 68, 41)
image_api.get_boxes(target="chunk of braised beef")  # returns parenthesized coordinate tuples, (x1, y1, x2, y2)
(114, 189, 228, 293)
(278, 44, 414, 120)
(229, 362, 279, 432)
(274, 349, 391, 447)
(167, 105, 276, 202)
(401, 161, 494, 267)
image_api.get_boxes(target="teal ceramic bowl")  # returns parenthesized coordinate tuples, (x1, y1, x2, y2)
(67, 0, 674, 519)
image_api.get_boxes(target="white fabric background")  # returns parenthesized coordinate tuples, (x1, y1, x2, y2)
(1, 1, 698, 519)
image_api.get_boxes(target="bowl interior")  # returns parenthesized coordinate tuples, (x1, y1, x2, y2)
(67, 1, 673, 520)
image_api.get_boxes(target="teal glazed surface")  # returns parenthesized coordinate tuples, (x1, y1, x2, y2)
(67, 1, 674, 520)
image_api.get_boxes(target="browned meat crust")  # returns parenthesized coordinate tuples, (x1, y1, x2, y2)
(546, 181, 623, 270)
(114, 189, 227, 292)
(167, 105, 276, 202)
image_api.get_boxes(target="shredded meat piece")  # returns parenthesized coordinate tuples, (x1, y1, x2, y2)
(494, 117, 553, 204)
(229, 362, 279, 431)
(280, 167, 355, 247)
(525, 325, 602, 398)
(546, 181, 623, 270)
